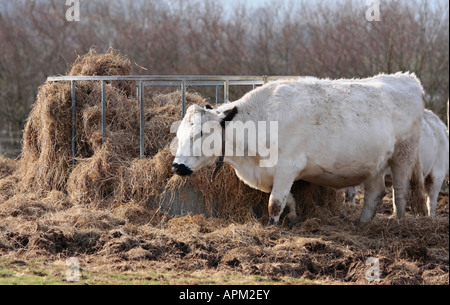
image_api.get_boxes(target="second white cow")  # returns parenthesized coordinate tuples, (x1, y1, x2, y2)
(346, 109, 449, 216)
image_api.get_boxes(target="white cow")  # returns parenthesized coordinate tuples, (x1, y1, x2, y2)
(346, 109, 449, 216)
(172, 73, 427, 225)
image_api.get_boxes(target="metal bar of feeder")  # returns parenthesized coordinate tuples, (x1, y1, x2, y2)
(139, 81, 145, 159)
(143, 80, 264, 87)
(101, 80, 106, 144)
(71, 80, 76, 159)
(181, 80, 186, 118)
(224, 80, 229, 102)
(47, 75, 296, 82)
(215, 85, 220, 105)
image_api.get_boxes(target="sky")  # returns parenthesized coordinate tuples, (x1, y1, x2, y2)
(224, 0, 289, 9)
(222, 0, 446, 10)
(224, 0, 270, 8)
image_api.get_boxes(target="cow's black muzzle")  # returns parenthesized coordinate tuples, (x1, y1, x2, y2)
(172, 163, 193, 176)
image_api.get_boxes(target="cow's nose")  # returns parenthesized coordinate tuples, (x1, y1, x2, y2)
(172, 163, 193, 176)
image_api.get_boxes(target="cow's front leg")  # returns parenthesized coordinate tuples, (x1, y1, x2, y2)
(268, 194, 288, 226)
(268, 171, 297, 226)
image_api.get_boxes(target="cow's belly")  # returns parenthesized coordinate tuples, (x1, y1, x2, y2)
(229, 137, 394, 192)
(233, 165, 275, 193)
(299, 156, 390, 189)
(295, 133, 394, 188)
(300, 173, 371, 189)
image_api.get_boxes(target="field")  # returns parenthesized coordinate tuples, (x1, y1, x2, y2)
(0, 50, 448, 285)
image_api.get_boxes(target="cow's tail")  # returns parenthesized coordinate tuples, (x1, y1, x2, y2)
(409, 154, 428, 216)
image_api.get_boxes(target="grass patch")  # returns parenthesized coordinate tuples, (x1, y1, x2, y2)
(0, 257, 317, 285)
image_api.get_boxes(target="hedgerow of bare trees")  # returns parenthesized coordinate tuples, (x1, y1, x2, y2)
(0, 0, 448, 150)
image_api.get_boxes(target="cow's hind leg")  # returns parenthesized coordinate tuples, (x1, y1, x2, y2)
(426, 173, 444, 217)
(390, 166, 410, 219)
(286, 193, 299, 225)
(359, 174, 386, 224)
(345, 186, 361, 206)
(390, 139, 427, 219)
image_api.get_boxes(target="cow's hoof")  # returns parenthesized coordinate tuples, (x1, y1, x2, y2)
(267, 217, 277, 227)
(288, 216, 300, 228)
(358, 219, 372, 227)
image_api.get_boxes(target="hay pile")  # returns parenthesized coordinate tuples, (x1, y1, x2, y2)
(6, 50, 193, 211)
(0, 156, 18, 202)
(16, 49, 191, 203)
(0, 155, 17, 180)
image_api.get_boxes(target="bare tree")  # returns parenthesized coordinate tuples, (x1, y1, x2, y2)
(0, 0, 448, 155)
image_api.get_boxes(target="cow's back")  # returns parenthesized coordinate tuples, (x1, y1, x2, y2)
(267, 73, 424, 135)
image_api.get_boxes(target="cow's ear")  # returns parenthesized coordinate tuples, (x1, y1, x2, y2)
(220, 107, 238, 128)
(205, 104, 213, 110)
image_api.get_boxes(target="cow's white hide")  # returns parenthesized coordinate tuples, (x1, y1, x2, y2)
(173, 73, 427, 224)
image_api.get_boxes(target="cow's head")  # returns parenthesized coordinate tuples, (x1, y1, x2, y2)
(172, 104, 238, 176)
